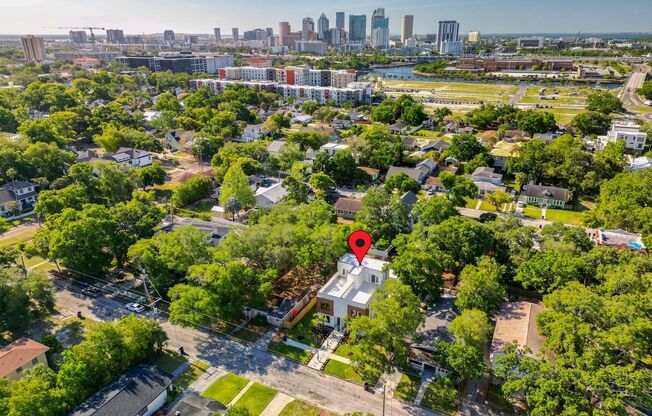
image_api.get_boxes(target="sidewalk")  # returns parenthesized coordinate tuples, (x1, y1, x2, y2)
(306, 330, 344, 370)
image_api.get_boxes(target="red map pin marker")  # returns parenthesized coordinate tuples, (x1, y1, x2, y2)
(348, 230, 372, 265)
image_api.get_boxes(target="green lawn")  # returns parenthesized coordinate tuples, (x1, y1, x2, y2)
(232, 383, 278, 416)
(420, 376, 458, 414)
(154, 350, 187, 373)
(202, 372, 249, 405)
(394, 373, 421, 402)
(286, 307, 323, 348)
(531, 107, 585, 124)
(384, 80, 518, 103)
(323, 359, 363, 384)
(464, 198, 479, 209)
(175, 360, 210, 390)
(333, 341, 360, 359)
(544, 208, 586, 226)
(0, 227, 38, 247)
(522, 206, 543, 220)
(268, 341, 312, 364)
(279, 400, 324, 416)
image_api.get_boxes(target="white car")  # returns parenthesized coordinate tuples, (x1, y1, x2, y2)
(125, 303, 145, 313)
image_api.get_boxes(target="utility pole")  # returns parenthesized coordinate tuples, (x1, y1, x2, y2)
(382, 383, 386, 416)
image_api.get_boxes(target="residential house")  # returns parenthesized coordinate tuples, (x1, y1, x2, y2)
(331, 119, 352, 129)
(386, 166, 427, 184)
(503, 130, 527, 141)
(239, 123, 265, 142)
(347, 111, 365, 122)
(255, 183, 287, 208)
(0, 181, 38, 217)
(0, 338, 49, 381)
(160, 217, 234, 246)
(424, 176, 445, 193)
(316, 254, 395, 330)
(533, 132, 561, 143)
(595, 229, 646, 254)
(106, 147, 153, 168)
(164, 130, 196, 152)
(490, 140, 520, 170)
(246, 273, 314, 328)
(291, 114, 313, 124)
(298, 125, 340, 141)
(490, 302, 545, 375)
(357, 166, 380, 183)
(408, 296, 457, 376)
(522, 184, 569, 208)
(334, 197, 362, 220)
(69, 365, 172, 416)
(319, 142, 349, 156)
(167, 392, 226, 416)
(471, 166, 503, 186)
(389, 121, 409, 135)
(421, 140, 450, 153)
(267, 140, 286, 156)
(479, 130, 498, 144)
(76, 149, 102, 163)
(475, 181, 507, 196)
(400, 191, 418, 213)
(596, 122, 647, 153)
(629, 156, 652, 171)
(416, 158, 438, 176)
(401, 137, 418, 151)
(142, 110, 161, 124)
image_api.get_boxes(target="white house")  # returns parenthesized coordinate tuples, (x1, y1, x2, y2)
(316, 254, 394, 330)
(596, 123, 647, 153)
(255, 183, 287, 208)
(628, 156, 652, 171)
(107, 147, 153, 168)
(471, 166, 504, 186)
(240, 123, 265, 142)
(318, 142, 349, 156)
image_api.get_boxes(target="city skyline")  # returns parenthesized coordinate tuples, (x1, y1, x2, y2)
(1, 0, 651, 35)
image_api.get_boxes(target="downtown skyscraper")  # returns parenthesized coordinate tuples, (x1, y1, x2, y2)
(336, 12, 345, 30)
(401, 15, 414, 44)
(437, 20, 460, 52)
(348, 14, 367, 43)
(371, 8, 389, 49)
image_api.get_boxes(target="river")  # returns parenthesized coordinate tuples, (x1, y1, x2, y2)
(369, 65, 623, 89)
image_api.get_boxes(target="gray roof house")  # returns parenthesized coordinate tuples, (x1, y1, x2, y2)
(0, 180, 38, 217)
(334, 197, 362, 220)
(255, 183, 288, 208)
(471, 166, 503, 186)
(167, 392, 226, 416)
(386, 166, 427, 184)
(522, 184, 570, 208)
(69, 365, 172, 416)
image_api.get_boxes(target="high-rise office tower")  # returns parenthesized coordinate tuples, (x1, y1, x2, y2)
(336, 12, 345, 30)
(317, 13, 329, 40)
(467, 31, 480, 43)
(163, 30, 175, 41)
(106, 29, 125, 44)
(302, 17, 314, 41)
(437, 20, 459, 52)
(69, 30, 87, 44)
(401, 15, 414, 44)
(21, 36, 46, 62)
(371, 8, 389, 49)
(348, 14, 367, 43)
(214, 28, 221, 42)
(232, 28, 239, 41)
(266, 27, 273, 38)
(278, 22, 291, 46)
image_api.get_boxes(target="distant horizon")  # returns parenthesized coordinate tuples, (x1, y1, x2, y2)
(1, 0, 651, 35)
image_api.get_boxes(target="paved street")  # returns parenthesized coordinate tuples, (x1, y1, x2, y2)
(54, 283, 440, 416)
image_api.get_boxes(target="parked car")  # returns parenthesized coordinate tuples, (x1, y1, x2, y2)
(82, 287, 102, 298)
(517, 201, 526, 208)
(125, 303, 145, 313)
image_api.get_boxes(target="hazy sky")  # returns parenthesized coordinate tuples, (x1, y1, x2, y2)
(1, 0, 651, 35)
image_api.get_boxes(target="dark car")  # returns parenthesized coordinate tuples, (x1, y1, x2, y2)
(82, 287, 103, 298)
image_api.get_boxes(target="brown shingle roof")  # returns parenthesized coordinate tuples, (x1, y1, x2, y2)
(334, 197, 362, 213)
(0, 338, 49, 378)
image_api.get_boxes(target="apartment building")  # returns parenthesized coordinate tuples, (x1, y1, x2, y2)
(116, 54, 234, 74)
(218, 66, 356, 87)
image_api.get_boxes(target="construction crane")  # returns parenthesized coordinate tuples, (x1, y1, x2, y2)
(50, 26, 105, 51)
